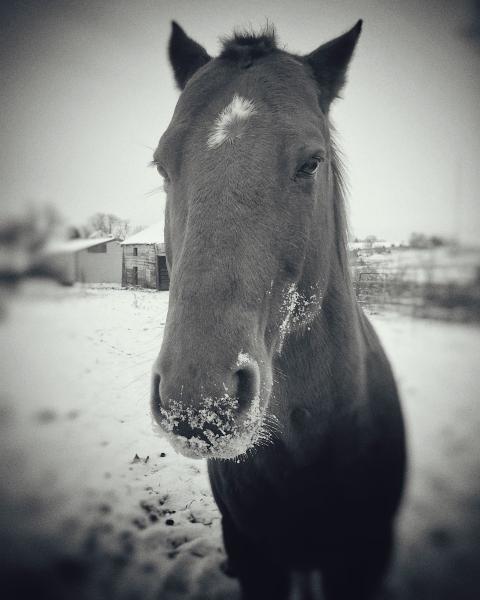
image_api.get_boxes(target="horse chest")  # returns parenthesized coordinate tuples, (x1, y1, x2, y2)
(209, 450, 335, 533)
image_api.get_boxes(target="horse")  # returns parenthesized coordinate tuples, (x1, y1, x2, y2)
(150, 20, 406, 600)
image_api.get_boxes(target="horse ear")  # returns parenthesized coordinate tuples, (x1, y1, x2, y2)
(305, 20, 362, 110)
(169, 21, 211, 90)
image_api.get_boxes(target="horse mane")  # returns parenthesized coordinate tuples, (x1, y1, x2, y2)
(329, 129, 353, 288)
(219, 25, 278, 66)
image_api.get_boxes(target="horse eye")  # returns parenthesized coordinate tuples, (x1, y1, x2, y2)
(297, 156, 324, 178)
(156, 164, 171, 191)
(156, 164, 170, 181)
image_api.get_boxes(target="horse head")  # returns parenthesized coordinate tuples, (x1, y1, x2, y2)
(151, 21, 361, 459)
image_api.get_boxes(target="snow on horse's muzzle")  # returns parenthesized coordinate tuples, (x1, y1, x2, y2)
(150, 358, 268, 459)
(151, 358, 270, 458)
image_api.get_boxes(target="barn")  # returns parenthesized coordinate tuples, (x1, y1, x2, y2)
(121, 222, 169, 290)
(42, 237, 122, 285)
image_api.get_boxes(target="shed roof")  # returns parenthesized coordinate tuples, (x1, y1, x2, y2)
(44, 237, 117, 255)
(121, 221, 164, 245)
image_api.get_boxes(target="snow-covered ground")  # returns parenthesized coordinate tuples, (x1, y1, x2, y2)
(0, 282, 479, 599)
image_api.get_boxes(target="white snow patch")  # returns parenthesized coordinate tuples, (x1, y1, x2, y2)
(121, 220, 165, 245)
(236, 351, 254, 369)
(277, 283, 322, 352)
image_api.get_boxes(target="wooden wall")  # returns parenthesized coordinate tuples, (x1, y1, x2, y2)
(122, 244, 157, 288)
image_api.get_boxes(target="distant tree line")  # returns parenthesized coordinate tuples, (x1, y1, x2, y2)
(408, 233, 449, 249)
(68, 213, 143, 241)
(0, 203, 63, 283)
(0, 204, 61, 255)
(352, 233, 450, 249)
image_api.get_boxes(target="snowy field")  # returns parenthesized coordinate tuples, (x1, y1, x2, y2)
(0, 282, 479, 599)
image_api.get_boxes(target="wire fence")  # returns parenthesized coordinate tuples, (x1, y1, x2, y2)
(352, 263, 480, 321)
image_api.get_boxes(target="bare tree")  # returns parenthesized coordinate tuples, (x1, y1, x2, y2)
(83, 213, 132, 240)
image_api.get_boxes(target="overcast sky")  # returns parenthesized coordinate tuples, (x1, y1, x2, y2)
(1, 0, 479, 243)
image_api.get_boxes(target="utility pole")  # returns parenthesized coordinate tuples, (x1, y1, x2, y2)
(453, 158, 462, 250)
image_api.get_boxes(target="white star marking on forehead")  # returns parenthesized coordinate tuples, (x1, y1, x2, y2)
(207, 94, 257, 149)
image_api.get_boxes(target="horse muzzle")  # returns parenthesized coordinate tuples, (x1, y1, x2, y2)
(150, 353, 271, 459)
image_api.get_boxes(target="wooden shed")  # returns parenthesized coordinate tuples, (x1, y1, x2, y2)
(121, 222, 169, 290)
(42, 237, 122, 284)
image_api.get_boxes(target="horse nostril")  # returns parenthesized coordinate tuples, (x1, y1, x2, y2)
(172, 421, 195, 440)
(233, 365, 259, 414)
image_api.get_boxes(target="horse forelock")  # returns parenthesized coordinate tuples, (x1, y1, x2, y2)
(219, 25, 278, 66)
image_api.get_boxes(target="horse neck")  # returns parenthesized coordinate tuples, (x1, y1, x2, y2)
(276, 180, 364, 409)
(322, 250, 362, 356)
(321, 151, 362, 368)
(274, 273, 364, 449)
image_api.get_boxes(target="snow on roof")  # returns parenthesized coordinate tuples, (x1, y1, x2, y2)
(349, 241, 370, 250)
(44, 237, 117, 254)
(121, 221, 165, 245)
